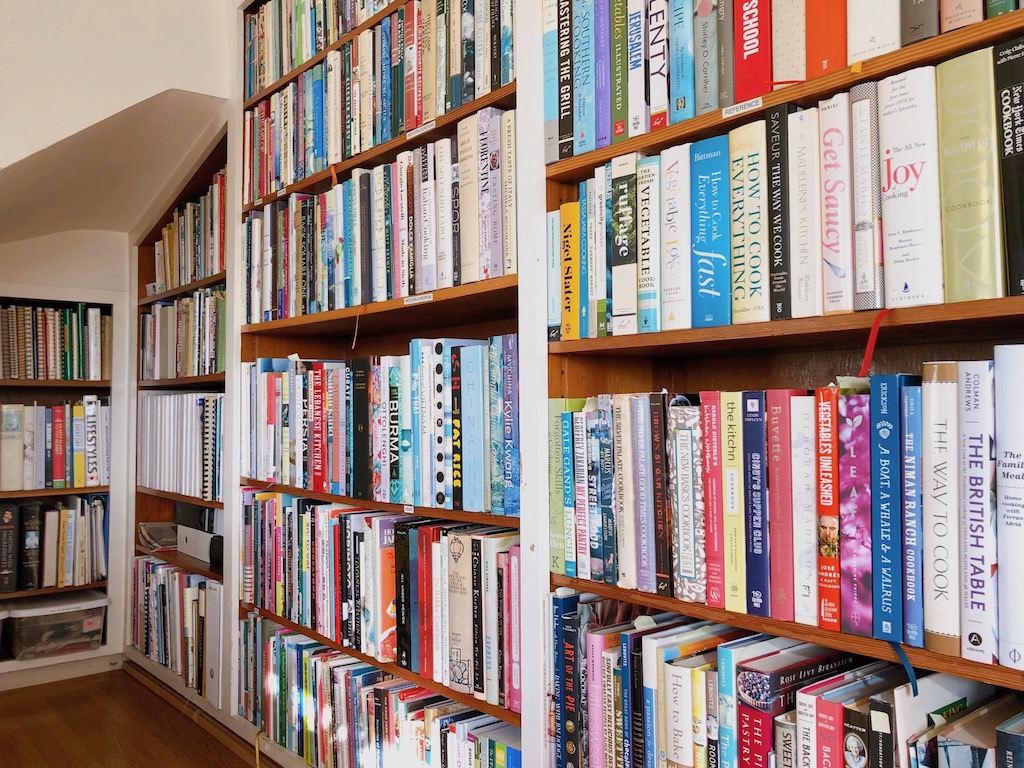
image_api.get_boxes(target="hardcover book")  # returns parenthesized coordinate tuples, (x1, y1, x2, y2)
(695, 0, 719, 114)
(690, 136, 732, 328)
(701, 390, 727, 608)
(994, 38, 1024, 296)
(849, 82, 884, 311)
(732, 0, 771, 102)
(729, 120, 769, 324)
(806, 0, 847, 78)
(791, 394, 819, 626)
(995, 345, 1024, 668)
(787, 108, 824, 319)
(838, 393, 872, 637)
(902, 384, 925, 648)
(611, 153, 641, 335)
(767, 104, 795, 320)
(668, 400, 706, 602)
(817, 92, 855, 314)
(661, 144, 692, 330)
(816, 386, 841, 631)
(627, 0, 651, 136)
(637, 156, 663, 333)
(648, 0, 670, 130)
(846, 0, 899, 64)
(668, 0, 695, 124)
(770, 0, 805, 90)
(742, 391, 770, 617)
(940, 0, 983, 31)
(902, 0, 939, 45)
(721, 391, 746, 613)
(573, 0, 596, 154)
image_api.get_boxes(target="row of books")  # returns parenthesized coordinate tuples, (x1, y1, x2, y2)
(244, 106, 517, 324)
(137, 392, 224, 503)
(240, 492, 523, 710)
(243, 0, 515, 199)
(130, 556, 223, 707)
(547, 594, 1024, 768)
(0, 302, 111, 381)
(549, 46, 1024, 339)
(0, 398, 112, 492)
(149, 167, 227, 295)
(138, 287, 226, 381)
(241, 334, 521, 515)
(239, 615, 524, 768)
(542, 0, 1019, 162)
(0, 495, 109, 592)
(550, 345, 1024, 669)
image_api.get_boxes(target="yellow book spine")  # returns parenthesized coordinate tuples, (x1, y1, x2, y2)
(720, 391, 747, 613)
(560, 202, 581, 341)
(72, 404, 86, 488)
(729, 120, 770, 324)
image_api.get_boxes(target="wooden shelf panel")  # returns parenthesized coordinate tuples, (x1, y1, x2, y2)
(546, 10, 1024, 183)
(549, 296, 1024, 358)
(137, 372, 226, 389)
(138, 272, 227, 306)
(241, 602, 521, 727)
(242, 273, 518, 338)
(0, 485, 108, 500)
(551, 575, 1024, 691)
(136, 487, 224, 509)
(243, 82, 517, 213)
(0, 581, 108, 601)
(240, 477, 520, 528)
(0, 379, 110, 389)
(134, 546, 223, 581)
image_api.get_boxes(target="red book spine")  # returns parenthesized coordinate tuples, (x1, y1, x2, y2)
(805, 0, 846, 77)
(266, 373, 277, 481)
(331, 369, 342, 493)
(766, 389, 801, 622)
(414, 2, 424, 129)
(334, 515, 344, 643)
(733, 0, 773, 102)
(815, 693, 845, 767)
(701, 390, 726, 608)
(816, 386, 841, 630)
(52, 405, 66, 488)
(421, 527, 439, 679)
(217, 171, 226, 271)
(738, 702, 776, 768)
(405, 1, 420, 131)
(311, 365, 325, 492)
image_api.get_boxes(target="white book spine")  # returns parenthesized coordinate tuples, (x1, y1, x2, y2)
(436, 141, 455, 289)
(457, 118, 481, 283)
(502, 110, 518, 275)
(995, 345, 1024, 668)
(664, 661, 696, 767)
(613, 393, 638, 589)
(420, 144, 439, 291)
(21, 406, 33, 491)
(958, 359, 998, 664)
(771, 0, 805, 89)
(817, 92, 855, 314)
(637, 156, 662, 332)
(611, 152, 640, 335)
(397, 152, 412, 299)
(333, 185, 346, 309)
(729, 120, 770, 324)
(850, 82, 884, 311)
(787, 109, 824, 319)
(548, 211, 562, 338)
(572, 410, 591, 580)
(477, 0, 490, 99)
(647, 0, 670, 129)
(593, 168, 609, 337)
(791, 394, 819, 625)
(661, 143, 693, 331)
(627, 0, 650, 137)
(372, 166, 388, 302)
(485, 110, 505, 279)
(586, 178, 599, 339)
(847, 0, 900, 64)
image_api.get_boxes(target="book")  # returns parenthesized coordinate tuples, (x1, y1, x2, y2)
(770, 0, 804, 92)
(732, 0, 771, 102)
(690, 136, 732, 328)
(791, 394, 819, 626)
(627, 0, 650, 136)
(729, 120, 769, 324)
(767, 104, 795, 321)
(902, 0, 939, 45)
(647, 0, 670, 131)
(995, 38, 1024, 296)
(849, 82, 884, 311)
(838, 392, 871, 637)
(637, 155, 663, 333)
(816, 385, 842, 631)
(787, 107, 823, 319)
(742, 391, 769, 617)
(611, 152, 641, 335)
(847, 1, 899, 64)
(806, 0, 846, 78)
(817, 92, 854, 315)
(902, 384, 926, 648)
(995, 346, 1024, 668)
(940, 0, 983, 31)
(661, 144, 692, 331)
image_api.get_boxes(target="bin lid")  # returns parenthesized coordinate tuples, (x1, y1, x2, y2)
(3, 590, 109, 619)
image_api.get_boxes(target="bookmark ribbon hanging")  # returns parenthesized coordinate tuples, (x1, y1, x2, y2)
(889, 641, 919, 696)
(858, 308, 893, 378)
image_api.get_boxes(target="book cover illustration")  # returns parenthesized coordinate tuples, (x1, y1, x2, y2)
(839, 393, 873, 637)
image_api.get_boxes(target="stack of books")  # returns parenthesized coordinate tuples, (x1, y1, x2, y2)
(137, 392, 224, 502)
(139, 287, 226, 380)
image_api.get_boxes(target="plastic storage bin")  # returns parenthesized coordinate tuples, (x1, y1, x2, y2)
(2, 590, 108, 661)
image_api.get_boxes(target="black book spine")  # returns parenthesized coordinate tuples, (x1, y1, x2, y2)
(406, 158, 417, 294)
(351, 358, 371, 499)
(630, 641, 646, 768)
(18, 501, 41, 591)
(996, 38, 1024, 296)
(451, 346, 465, 511)
(339, 514, 351, 646)
(495, 558, 506, 707)
(561, 609, 582, 768)
(490, 0, 501, 92)
(373, 686, 386, 762)
(451, 143, 463, 286)
(298, 200, 309, 316)
(358, 173, 373, 302)
(767, 104, 794, 319)
(648, 393, 671, 597)
(471, 535, 485, 694)
(869, 699, 896, 768)
(557, 0, 574, 160)
(394, 521, 412, 669)
(0, 501, 19, 592)
(304, 198, 315, 314)
(352, 529, 363, 648)
(901, 0, 939, 45)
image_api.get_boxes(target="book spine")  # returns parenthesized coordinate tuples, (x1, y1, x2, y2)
(611, 0, 630, 142)
(585, 409, 604, 580)
(871, 375, 907, 643)
(598, 395, 617, 584)
(668, 0, 695, 124)
(502, 333, 520, 517)
(995, 41, 1024, 296)
(901, 0, 939, 44)
(632, 396, 656, 594)
(691, 136, 732, 328)
(706, 670, 720, 768)
(672, 405, 706, 601)
(614, 394, 638, 590)
(732, 0, 771, 102)
(573, 0, 596, 154)
(702, 391, 726, 608)
(627, 0, 650, 137)
(902, 384, 925, 648)
(988, 0, 1016, 14)
(560, 201, 581, 340)
(838, 393, 872, 637)
(0, 504, 19, 592)
(562, 409, 579, 579)
(721, 391, 746, 613)
(850, 82, 884, 311)
(767, 104, 792, 320)
(805, 0, 846, 78)
(788, 108, 823, 319)
(661, 144, 692, 331)
(940, 0, 983, 31)
(610, 153, 640, 336)
(637, 156, 662, 333)
(594, 167, 609, 337)
(817, 386, 841, 631)
(996, 346, 1024, 667)
(544, 0, 559, 163)
(766, 390, 795, 622)
(649, 395, 672, 597)
(557, 0, 574, 159)
(595, 0, 612, 147)
(737, 702, 774, 768)
(729, 120, 770, 324)
(847, 0, 899, 63)
(717, 0, 734, 107)
(817, 92, 855, 315)
(695, 0, 718, 115)
(579, 180, 591, 337)
(648, 0, 670, 131)
(770, 0, 804, 89)
(742, 391, 770, 616)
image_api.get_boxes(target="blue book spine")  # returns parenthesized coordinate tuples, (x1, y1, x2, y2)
(399, 356, 413, 506)
(381, 18, 393, 144)
(552, 593, 581, 768)
(305, 71, 315, 177)
(462, 344, 486, 512)
(502, 334, 521, 516)
(604, 162, 614, 334)
(389, 364, 403, 503)
(562, 410, 577, 577)
(689, 136, 731, 327)
(594, 0, 612, 148)
(742, 391, 770, 616)
(543, 0, 559, 163)
(326, 194, 336, 311)
(313, 64, 325, 173)
(597, 394, 617, 584)
(343, 180, 354, 307)
(489, 339, 505, 515)
(409, 526, 420, 673)
(901, 384, 925, 648)
(579, 181, 591, 336)
(717, 643, 743, 768)
(633, 396, 656, 594)
(586, 410, 604, 580)
(572, 0, 596, 154)
(669, 0, 695, 123)
(507, 745, 522, 768)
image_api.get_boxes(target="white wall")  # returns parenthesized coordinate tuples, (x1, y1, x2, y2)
(0, 0, 229, 169)
(0, 230, 130, 291)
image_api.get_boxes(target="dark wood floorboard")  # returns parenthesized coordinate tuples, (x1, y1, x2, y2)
(0, 671, 252, 767)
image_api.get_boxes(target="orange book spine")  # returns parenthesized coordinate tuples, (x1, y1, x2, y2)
(805, 0, 847, 77)
(816, 386, 841, 630)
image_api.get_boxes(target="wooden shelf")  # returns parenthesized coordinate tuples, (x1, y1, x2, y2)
(136, 487, 223, 509)
(138, 372, 225, 389)
(0, 581, 108, 601)
(241, 602, 521, 727)
(240, 477, 520, 528)
(0, 485, 108, 500)
(134, 546, 222, 581)
(0, 379, 110, 389)
(242, 273, 518, 338)
(242, 81, 517, 213)
(550, 575, 1024, 691)
(138, 272, 227, 306)
(549, 296, 1024, 358)
(546, 9, 1024, 183)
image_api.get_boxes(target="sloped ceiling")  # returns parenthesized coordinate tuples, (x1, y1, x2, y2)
(0, 89, 226, 245)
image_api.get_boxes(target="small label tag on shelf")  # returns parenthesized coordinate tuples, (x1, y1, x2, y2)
(277, 188, 287, 198)
(404, 293, 433, 305)
(722, 97, 764, 118)
(403, 504, 414, 514)
(407, 120, 437, 140)
(254, 198, 263, 207)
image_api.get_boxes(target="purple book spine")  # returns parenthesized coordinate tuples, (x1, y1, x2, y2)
(839, 394, 873, 636)
(595, 0, 613, 148)
(502, 333, 521, 516)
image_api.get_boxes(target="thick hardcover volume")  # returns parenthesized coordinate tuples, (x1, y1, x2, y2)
(791, 395, 819, 626)
(596, 0, 612, 147)
(573, 0, 596, 154)
(557, 0, 574, 159)
(544, 0, 559, 163)
(771, 0, 805, 90)
(669, 0, 695, 124)
(717, 0, 734, 108)
(611, 153, 641, 335)
(847, 1, 898, 64)
(989, 0, 1017, 13)
(637, 156, 663, 333)
(661, 144, 692, 330)
(998, 713, 1024, 768)
(0, 501, 18, 592)
(18, 500, 42, 591)
(612, 0, 630, 142)
(721, 391, 746, 614)
(940, 0, 983, 31)
(958, 360, 998, 664)
(649, 394, 673, 597)
(806, 0, 846, 78)
(817, 92, 855, 314)
(701, 391, 727, 608)
(922, 362, 962, 656)
(560, 201, 581, 341)
(732, 0, 771, 102)
(670, 401, 707, 602)
(742, 391, 770, 617)
(351, 358, 371, 499)
(648, 0, 670, 130)
(878, 67, 944, 308)
(631, 396, 656, 593)
(767, 390, 802, 622)
(902, 384, 926, 648)
(937, 49, 1006, 302)
(729, 120, 770, 324)
(838, 393, 872, 637)
(995, 39, 1024, 296)
(767, 105, 794, 320)
(996, 346, 1024, 667)
(690, 136, 732, 328)
(850, 82, 884, 311)
(614, 394, 639, 589)
(902, 0, 939, 45)
(816, 386, 841, 631)
(695, 0, 719, 114)
(788, 108, 824, 319)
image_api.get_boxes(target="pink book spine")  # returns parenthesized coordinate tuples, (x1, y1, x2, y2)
(815, 694, 845, 767)
(509, 544, 522, 713)
(587, 631, 609, 768)
(701, 390, 726, 608)
(766, 389, 800, 622)
(838, 393, 873, 637)
(940, 0, 983, 32)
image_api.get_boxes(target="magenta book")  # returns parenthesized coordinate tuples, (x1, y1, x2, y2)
(838, 394, 872, 637)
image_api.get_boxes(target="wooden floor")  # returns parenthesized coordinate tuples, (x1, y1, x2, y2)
(0, 670, 253, 767)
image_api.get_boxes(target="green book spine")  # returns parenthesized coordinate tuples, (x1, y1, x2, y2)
(611, 0, 629, 143)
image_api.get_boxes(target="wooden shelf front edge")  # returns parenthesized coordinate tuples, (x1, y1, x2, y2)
(241, 602, 522, 727)
(242, 82, 517, 214)
(136, 487, 224, 509)
(0, 379, 111, 389)
(138, 272, 228, 306)
(138, 372, 226, 389)
(240, 477, 521, 528)
(0, 485, 109, 500)
(546, 9, 1024, 183)
(550, 574, 1024, 691)
(0, 580, 108, 601)
(134, 546, 223, 582)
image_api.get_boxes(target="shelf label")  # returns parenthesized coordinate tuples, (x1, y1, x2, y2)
(407, 120, 437, 140)
(722, 96, 764, 119)
(404, 293, 433, 305)
(277, 188, 287, 198)
(403, 504, 415, 514)
(254, 198, 263, 207)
